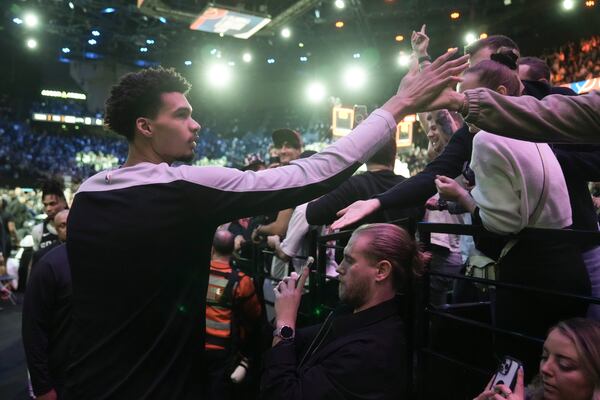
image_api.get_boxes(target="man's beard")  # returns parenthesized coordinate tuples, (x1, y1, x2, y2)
(339, 279, 370, 310)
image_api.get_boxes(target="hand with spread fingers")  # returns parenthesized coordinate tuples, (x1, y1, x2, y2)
(473, 368, 525, 400)
(381, 48, 470, 119)
(330, 198, 381, 231)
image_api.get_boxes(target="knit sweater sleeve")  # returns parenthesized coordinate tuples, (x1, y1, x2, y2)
(464, 89, 600, 144)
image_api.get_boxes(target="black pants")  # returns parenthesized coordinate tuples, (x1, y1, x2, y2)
(203, 350, 232, 400)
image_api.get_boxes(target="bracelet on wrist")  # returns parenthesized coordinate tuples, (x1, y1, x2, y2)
(418, 55, 432, 64)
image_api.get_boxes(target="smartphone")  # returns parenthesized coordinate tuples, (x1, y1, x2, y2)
(488, 356, 522, 392)
(296, 256, 314, 289)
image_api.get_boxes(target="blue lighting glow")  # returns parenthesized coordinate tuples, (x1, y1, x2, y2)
(88, 39, 97, 45)
(135, 60, 160, 68)
(84, 52, 101, 59)
(158, 17, 167, 23)
(59, 56, 71, 64)
(140, 47, 148, 53)
(91, 30, 100, 37)
(13, 17, 23, 24)
(62, 47, 71, 53)
(102, 7, 116, 14)
(184, 60, 192, 66)
(146, 39, 155, 45)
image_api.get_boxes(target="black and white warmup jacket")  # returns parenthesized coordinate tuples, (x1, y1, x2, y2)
(65, 109, 397, 399)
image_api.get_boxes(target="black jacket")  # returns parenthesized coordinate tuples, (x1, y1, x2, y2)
(22, 244, 71, 397)
(306, 170, 420, 227)
(260, 299, 406, 400)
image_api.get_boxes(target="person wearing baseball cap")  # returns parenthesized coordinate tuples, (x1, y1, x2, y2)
(272, 128, 303, 165)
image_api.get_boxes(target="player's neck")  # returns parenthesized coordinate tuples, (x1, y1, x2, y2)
(123, 142, 170, 167)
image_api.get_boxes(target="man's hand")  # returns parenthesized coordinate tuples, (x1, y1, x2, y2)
(274, 267, 309, 331)
(381, 48, 469, 120)
(35, 389, 58, 400)
(331, 198, 381, 230)
(411, 24, 430, 57)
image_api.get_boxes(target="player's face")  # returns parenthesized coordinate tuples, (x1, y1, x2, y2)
(149, 92, 201, 163)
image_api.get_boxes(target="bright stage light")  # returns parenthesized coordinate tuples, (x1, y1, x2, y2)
(91, 30, 100, 37)
(342, 66, 367, 90)
(395, 35, 404, 42)
(306, 82, 326, 103)
(281, 28, 291, 38)
(88, 39, 97, 45)
(300, 56, 308, 62)
(267, 58, 276, 64)
(146, 39, 155, 44)
(24, 13, 39, 28)
(397, 52, 410, 67)
(206, 64, 233, 88)
(298, 42, 304, 48)
(13, 17, 23, 24)
(68, 2, 75, 10)
(140, 47, 148, 53)
(62, 47, 71, 53)
(102, 7, 116, 14)
(335, 0, 346, 9)
(26, 38, 38, 49)
(480, 33, 488, 39)
(243, 53, 252, 63)
(335, 21, 345, 28)
(450, 11, 460, 19)
(184, 60, 192, 66)
(158, 16, 167, 23)
(465, 32, 477, 45)
(562, 0, 575, 10)
(353, 53, 360, 59)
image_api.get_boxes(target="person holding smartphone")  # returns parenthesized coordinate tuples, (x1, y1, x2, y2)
(474, 318, 600, 400)
(261, 223, 429, 400)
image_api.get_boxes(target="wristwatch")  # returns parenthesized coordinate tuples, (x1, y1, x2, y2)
(273, 325, 295, 341)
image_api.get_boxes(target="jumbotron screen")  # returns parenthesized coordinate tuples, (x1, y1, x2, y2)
(190, 6, 271, 39)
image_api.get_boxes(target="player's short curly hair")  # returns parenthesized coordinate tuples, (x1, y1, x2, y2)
(41, 178, 66, 201)
(104, 67, 191, 141)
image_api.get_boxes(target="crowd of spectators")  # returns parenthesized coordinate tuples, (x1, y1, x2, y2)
(543, 35, 600, 85)
(3, 32, 600, 400)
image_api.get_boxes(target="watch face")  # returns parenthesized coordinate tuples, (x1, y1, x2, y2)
(280, 326, 294, 339)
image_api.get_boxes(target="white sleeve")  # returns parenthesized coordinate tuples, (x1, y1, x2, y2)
(470, 135, 528, 234)
(279, 204, 310, 259)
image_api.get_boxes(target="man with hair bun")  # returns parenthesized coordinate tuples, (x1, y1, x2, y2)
(261, 223, 429, 400)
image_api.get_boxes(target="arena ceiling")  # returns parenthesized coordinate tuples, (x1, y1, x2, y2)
(2, 0, 599, 69)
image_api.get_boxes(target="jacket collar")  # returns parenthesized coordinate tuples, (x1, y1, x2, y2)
(329, 297, 400, 339)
